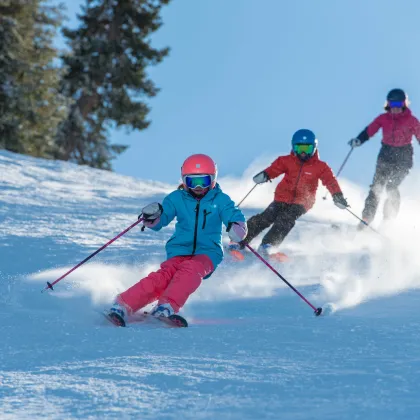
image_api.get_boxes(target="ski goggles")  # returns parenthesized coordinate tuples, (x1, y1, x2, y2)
(293, 144, 314, 155)
(388, 100, 404, 108)
(183, 174, 213, 189)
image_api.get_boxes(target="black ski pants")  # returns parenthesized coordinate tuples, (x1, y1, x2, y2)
(241, 201, 306, 248)
(362, 144, 412, 223)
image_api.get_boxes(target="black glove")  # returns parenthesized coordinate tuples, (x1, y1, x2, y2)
(253, 170, 269, 184)
(332, 192, 349, 209)
(348, 138, 362, 148)
(139, 202, 163, 221)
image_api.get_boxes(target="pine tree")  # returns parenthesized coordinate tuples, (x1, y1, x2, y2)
(20, 1, 68, 158)
(57, 0, 170, 170)
(0, 2, 27, 153)
(0, 1, 66, 157)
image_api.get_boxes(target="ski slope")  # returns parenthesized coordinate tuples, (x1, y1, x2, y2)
(1, 150, 420, 419)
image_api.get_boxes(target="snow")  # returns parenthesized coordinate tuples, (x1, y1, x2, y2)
(1, 150, 420, 419)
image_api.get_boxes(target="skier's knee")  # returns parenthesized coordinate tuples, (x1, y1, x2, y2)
(385, 183, 400, 195)
(370, 183, 383, 196)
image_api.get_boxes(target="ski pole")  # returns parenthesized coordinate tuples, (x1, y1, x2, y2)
(245, 244, 322, 316)
(41, 218, 144, 292)
(236, 182, 322, 315)
(344, 208, 381, 235)
(237, 184, 258, 207)
(323, 147, 354, 200)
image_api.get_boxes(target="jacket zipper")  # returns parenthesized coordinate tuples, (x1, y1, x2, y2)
(391, 114, 396, 145)
(192, 201, 200, 254)
(202, 210, 211, 229)
(292, 162, 304, 202)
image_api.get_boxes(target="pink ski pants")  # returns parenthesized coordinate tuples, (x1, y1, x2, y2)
(117, 254, 214, 313)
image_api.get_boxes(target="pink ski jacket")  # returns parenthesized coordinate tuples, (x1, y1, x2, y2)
(359, 109, 420, 147)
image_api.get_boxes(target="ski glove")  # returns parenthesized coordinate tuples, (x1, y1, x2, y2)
(332, 192, 349, 209)
(227, 221, 248, 243)
(348, 138, 362, 148)
(140, 202, 163, 228)
(253, 170, 269, 184)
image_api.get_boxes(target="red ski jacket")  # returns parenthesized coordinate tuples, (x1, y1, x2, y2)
(264, 152, 342, 211)
(358, 109, 420, 147)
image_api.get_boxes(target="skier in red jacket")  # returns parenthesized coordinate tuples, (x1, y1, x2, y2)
(348, 88, 420, 228)
(231, 129, 349, 259)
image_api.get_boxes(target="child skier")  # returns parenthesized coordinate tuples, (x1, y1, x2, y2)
(107, 154, 247, 326)
(348, 88, 420, 228)
(230, 129, 349, 260)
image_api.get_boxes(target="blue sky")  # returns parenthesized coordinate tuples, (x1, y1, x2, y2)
(58, 0, 420, 187)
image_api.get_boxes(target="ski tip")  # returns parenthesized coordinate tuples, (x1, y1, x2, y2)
(168, 314, 188, 328)
(102, 311, 126, 327)
(270, 252, 289, 263)
(229, 249, 245, 261)
(314, 307, 323, 317)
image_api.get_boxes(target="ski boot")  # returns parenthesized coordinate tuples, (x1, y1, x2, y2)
(107, 303, 127, 327)
(150, 303, 175, 318)
(148, 303, 188, 327)
(258, 243, 289, 263)
(357, 218, 371, 231)
(227, 241, 245, 261)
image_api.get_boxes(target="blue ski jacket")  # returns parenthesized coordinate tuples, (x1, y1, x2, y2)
(151, 184, 245, 273)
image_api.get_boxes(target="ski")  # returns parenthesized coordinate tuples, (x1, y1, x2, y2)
(102, 311, 125, 327)
(101, 310, 188, 328)
(225, 245, 289, 263)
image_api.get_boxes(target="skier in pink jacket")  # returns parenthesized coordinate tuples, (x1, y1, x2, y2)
(348, 88, 420, 228)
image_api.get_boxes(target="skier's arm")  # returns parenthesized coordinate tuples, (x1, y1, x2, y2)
(220, 195, 246, 227)
(220, 195, 247, 242)
(411, 115, 420, 143)
(265, 156, 287, 179)
(355, 115, 383, 144)
(149, 194, 177, 231)
(320, 164, 342, 196)
(320, 166, 349, 208)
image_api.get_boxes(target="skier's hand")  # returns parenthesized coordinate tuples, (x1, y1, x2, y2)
(140, 202, 163, 227)
(227, 221, 248, 243)
(332, 192, 349, 209)
(253, 170, 269, 184)
(348, 138, 362, 148)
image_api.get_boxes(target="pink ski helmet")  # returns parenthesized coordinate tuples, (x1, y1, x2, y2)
(181, 154, 218, 190)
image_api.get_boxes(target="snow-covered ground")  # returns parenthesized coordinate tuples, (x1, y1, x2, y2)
(1, 150, 420, 419)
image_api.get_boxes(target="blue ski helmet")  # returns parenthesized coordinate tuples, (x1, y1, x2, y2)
(291, 129, 318, 160)
(385, 88, 408, 110)
(387, 88, 406, 102)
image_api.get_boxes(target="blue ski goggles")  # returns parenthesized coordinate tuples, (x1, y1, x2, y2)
(293, 144, 315, 155)
(388, 100, 404, 108)
(183, 174, 213, 189)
